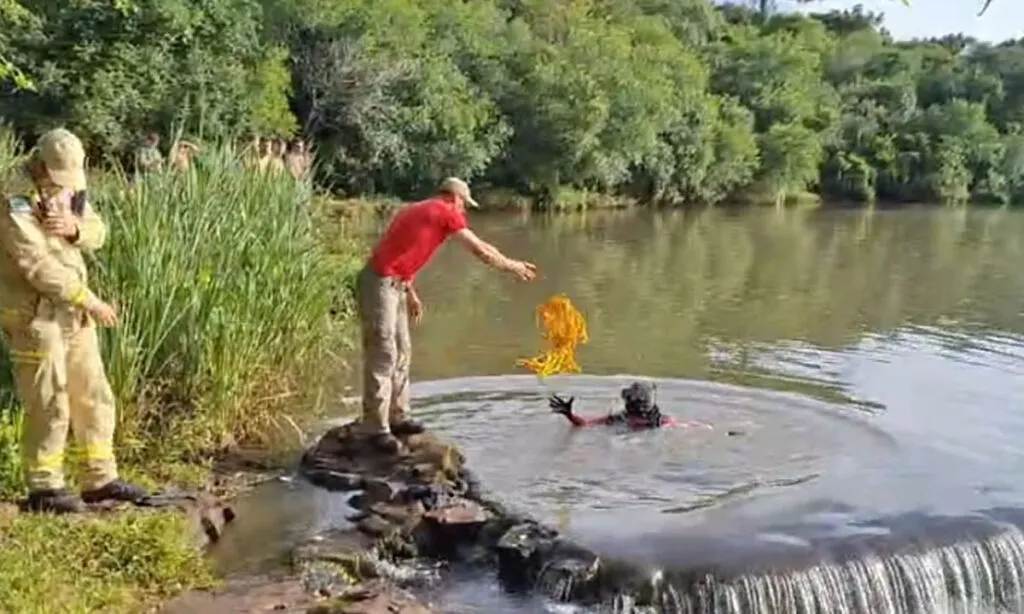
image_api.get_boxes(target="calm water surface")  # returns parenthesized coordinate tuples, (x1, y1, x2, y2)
(218, 206, 1024, 612)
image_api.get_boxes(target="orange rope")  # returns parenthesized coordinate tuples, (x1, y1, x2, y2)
(516, 294, 588, 377)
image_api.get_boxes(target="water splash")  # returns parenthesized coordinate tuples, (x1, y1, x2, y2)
(647, 523, 1024, 614)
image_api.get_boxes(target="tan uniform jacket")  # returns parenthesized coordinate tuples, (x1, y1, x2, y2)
(0, 194, 105, 328)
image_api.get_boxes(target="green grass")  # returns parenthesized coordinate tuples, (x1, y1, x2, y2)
(0, 133, 366, 611)
(0, 510, 215, 614)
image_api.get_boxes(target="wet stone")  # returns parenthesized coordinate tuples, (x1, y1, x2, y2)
(423, 499, 489, 527)
(534, 544, 602, 602)
(347, 493, 368, 511)
(415, 499, 491, 559)
(362, 478, 398, 504)
(369, 501, 424, 526)
(411, 463, 440, 483)
(401, 484, 445, 510)
(496, 522, 561, 591)
(356, 515, 394, 538)
(345, 511, 369, 523)
(306, 470, 364, 492)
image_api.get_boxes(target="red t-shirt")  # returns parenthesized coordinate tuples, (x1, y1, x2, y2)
(369, 197, 468, 281)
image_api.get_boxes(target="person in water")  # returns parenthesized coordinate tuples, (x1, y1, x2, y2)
(549, 381, 684, 429)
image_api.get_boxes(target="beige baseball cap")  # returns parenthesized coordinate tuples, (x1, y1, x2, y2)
(439, 177, 480, 209)
(33, 128, 87, 191)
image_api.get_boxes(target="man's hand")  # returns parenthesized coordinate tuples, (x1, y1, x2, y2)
(548, 394, 575, 416)
(85, 297, 119, 327)
(509, 260, 538, 282)
(408, 291, 424, 325)
(38, 191, 79, 240)
(453, 229, 538, 281)
(42, 210, 79, 240)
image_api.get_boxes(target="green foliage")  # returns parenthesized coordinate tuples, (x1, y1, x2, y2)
(86, 146, 360, 460)
(0, 0, 1022, 205)
(0, 510, 213, 613)
(0, 0, 294, 151)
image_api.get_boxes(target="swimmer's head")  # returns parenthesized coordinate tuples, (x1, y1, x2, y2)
(621, 381, 655, 416)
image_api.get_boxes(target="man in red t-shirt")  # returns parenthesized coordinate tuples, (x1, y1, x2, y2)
(357, 177, 538, 453)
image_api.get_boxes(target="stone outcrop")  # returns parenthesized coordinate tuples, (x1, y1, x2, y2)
(296, 422, 660, 611)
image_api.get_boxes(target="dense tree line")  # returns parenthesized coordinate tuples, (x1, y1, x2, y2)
(1, 0, 1022, 206)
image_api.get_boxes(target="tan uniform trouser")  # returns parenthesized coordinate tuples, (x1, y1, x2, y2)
(2, 316, 118, 491)
(356, 265, 411, 434)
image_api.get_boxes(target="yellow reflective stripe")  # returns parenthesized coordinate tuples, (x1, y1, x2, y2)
(69, 286, 88, 307)
(9, 349, 43, 357)
(9, 348, 44, 364)
(27, 450, 64, 472)
(83, 443, 114, 461)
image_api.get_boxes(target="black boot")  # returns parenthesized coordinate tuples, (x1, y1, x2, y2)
(81, 479, 147, 504)
(25, 488, 86, 514)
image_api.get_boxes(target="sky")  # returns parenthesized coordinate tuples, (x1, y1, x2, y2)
(782, 0, 1024, 43)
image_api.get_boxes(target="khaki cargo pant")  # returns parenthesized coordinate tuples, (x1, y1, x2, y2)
(356, 266, 411, 434)
(2, 313, 118, 491)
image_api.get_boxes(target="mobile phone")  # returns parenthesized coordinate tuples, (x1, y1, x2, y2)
(71, 190, 87, 216)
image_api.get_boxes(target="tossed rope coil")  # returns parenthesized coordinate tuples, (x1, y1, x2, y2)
(516, 294, 588, 377)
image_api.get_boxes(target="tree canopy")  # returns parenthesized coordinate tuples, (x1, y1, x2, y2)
(1, 0, 1021, 205)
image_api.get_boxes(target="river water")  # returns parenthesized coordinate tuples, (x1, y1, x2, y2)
(215, 206, 1024, 613)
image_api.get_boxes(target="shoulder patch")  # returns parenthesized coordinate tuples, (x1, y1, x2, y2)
(7, 196, 32, 214)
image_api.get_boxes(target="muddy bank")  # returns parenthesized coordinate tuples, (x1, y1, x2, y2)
(288, 422, 663, 611)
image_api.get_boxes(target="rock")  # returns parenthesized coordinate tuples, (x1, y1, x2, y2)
(306, 470, 364, 492)
(369, 501, 424, 527)
(133, 491, 236, 547)
(423, 500, 488, 527)
(355, 515, 394, 538)
(307, 581, 436, 614)
(410, 463, 440, 483)
(533, 543, 602, 602)
(362, 478, 398, 504)
(415, 499, 490, 559)
(347, 493, 368, 510)
(401, 484, 445, 510)
(496, 522, 560, 591)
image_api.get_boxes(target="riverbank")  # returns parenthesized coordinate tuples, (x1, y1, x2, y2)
(321, 186, 829, 217)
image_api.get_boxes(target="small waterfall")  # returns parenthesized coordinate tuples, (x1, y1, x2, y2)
(649, 523, 1024, 614)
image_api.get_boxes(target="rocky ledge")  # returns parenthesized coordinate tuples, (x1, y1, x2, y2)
(294, 422, 663, 612)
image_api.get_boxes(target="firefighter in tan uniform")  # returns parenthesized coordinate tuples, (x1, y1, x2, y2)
(0, 128, 145, 513)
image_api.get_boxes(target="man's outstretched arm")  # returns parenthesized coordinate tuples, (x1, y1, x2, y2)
(453, 228, 537, 281)
(549, 395, 615, 427)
